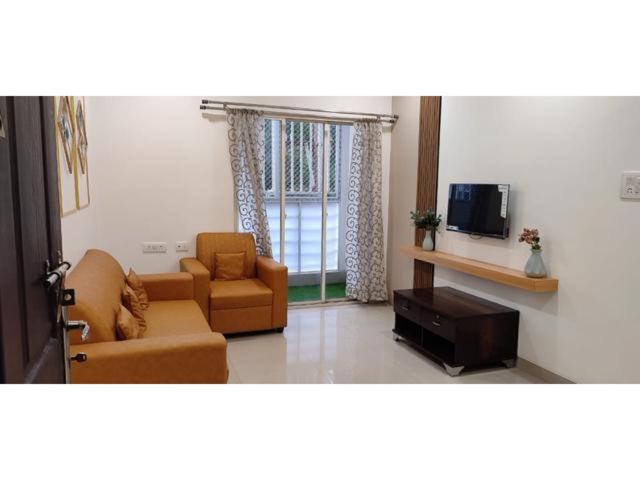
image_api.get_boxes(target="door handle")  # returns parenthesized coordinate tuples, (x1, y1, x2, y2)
(44, 261, 71, 288)
(65, 320, 90, 342)
(70, 352, 87, 363)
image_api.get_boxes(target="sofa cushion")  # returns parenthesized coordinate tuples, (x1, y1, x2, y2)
(116, 305, 141, 340)
(210, 278, 273, 310)
(66, 249, 126, 344)
(127, 268, 149, 309)
(196, 232, 257, 280)
(214, 252, 246, 281)
(143, 300, 211, 338)
(122, 285, 146, 333)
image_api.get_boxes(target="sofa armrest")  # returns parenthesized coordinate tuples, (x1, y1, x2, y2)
(70, 333, 228, 383)
(139, 272, 194, 301)
(180, 258, 210, 320)
(256, 255, 288, 329)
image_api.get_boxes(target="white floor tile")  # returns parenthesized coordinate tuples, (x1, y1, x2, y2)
(225, 303, 544, 384)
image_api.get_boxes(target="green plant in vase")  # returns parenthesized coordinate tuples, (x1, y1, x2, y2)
(518, 227, 547, 278)
(410, 209, 442, 251)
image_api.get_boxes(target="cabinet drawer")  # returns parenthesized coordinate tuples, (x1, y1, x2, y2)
(394, 294, 456, 342)
(393, 294, 423, 324)
(419, 310, 456, 342)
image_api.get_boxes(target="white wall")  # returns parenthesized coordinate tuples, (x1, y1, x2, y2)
(61, 99, 97, 268)
(63, 96, 392, 274)
(387, 97, 420, 295)
(61, 207, 97, 268)
(434, 97, 639, 383)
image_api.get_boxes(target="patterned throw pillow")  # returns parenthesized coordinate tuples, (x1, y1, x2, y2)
(126, 268, 149, 310)
(122, 284, 146, 333)
(116, 305, 141, 340)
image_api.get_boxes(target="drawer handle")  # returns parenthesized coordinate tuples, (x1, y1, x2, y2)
(432, 321, 441, 327)
(401, 305, 410, 310)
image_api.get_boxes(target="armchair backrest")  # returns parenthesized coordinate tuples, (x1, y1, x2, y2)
(66, 249, 126, 344)
(196, 232, 258, 280)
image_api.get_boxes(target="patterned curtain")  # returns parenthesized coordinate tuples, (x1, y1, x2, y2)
(345, 120, 388, 302)
(226, 108, 272, 256)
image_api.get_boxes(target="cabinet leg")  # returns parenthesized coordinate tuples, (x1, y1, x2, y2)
(444, 363, 464, 377)
(502, 358, 516, 368)
(393, 333, 401, 341)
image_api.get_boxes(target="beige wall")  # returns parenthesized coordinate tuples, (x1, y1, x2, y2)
(437, 97, 640, 383)
(61, 207, 97, 268)
(62, 96, 393, 273)
(388, 96, 640, 383)
(387, 97, 420, 296)
(61, 99, 97, 268)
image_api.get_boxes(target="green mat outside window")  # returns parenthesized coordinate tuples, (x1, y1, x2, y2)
(288, 282, 346, 303)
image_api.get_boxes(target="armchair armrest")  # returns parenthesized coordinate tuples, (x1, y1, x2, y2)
(70, 333, 228, 383)
(139, 272, 193, 301)
(256, 256, 288, 329)
(180, 258, 211, 320)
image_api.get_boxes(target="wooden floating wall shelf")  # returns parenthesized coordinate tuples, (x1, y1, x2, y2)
(400, 245, 559, 293)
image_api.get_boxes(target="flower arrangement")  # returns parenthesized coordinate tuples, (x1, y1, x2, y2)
(410, 209, 442, 230)
(518, 228, 541, 250)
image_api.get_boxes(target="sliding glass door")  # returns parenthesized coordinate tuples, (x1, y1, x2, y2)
(260, 118, 351, 304)
(283, 120, 323, 302)
(324, 124, 350, 303)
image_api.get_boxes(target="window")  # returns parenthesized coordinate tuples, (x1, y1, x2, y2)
(256, 119, 349, 275)
(263, 120, 343, 201)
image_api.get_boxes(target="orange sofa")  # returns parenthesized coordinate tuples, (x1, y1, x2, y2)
(180, 233, 288, 334)
(66, 249, 228, 383)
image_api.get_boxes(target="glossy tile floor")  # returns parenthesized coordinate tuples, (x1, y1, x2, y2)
(226, 303, 545, 384)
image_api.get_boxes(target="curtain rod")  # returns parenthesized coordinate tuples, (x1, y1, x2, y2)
(200, 99, 398, 123)
(201, 106, 368, 125)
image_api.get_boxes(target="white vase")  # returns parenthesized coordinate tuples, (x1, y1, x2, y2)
(524, 248, 547, 278)
(422, 229, 435, 251)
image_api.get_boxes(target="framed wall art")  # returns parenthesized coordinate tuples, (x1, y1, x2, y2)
(55, 96, 77, 216)
(75, 97, 90, 209)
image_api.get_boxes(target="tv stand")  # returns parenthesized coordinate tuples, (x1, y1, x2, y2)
(393, 287, 519, 376)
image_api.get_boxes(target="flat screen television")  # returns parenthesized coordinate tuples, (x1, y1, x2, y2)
(446, 183, 510, 239)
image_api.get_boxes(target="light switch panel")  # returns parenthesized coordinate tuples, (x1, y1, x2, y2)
(621, 171, 640, 199)
(142, 242, 167, 253)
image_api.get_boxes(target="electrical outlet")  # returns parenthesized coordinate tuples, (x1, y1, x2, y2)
(142, 242, 167, 253)
(175, 241, 189, 252)
(621, 171, 640, 199)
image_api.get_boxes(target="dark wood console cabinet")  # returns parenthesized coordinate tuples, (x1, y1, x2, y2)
(393, 287, 519, 376)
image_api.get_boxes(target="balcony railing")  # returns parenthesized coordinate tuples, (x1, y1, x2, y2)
(266, 200, 340, 274)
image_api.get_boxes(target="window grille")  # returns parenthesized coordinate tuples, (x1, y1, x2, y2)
(263, 120, 342, 201)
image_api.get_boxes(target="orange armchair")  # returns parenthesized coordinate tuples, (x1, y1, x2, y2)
(180, 233, 288, 334)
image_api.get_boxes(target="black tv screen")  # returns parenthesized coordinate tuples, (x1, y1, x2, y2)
(446, 184, 510, 238)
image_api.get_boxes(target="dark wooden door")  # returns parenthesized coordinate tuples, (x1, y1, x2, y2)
(0, 96, 66, 383)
